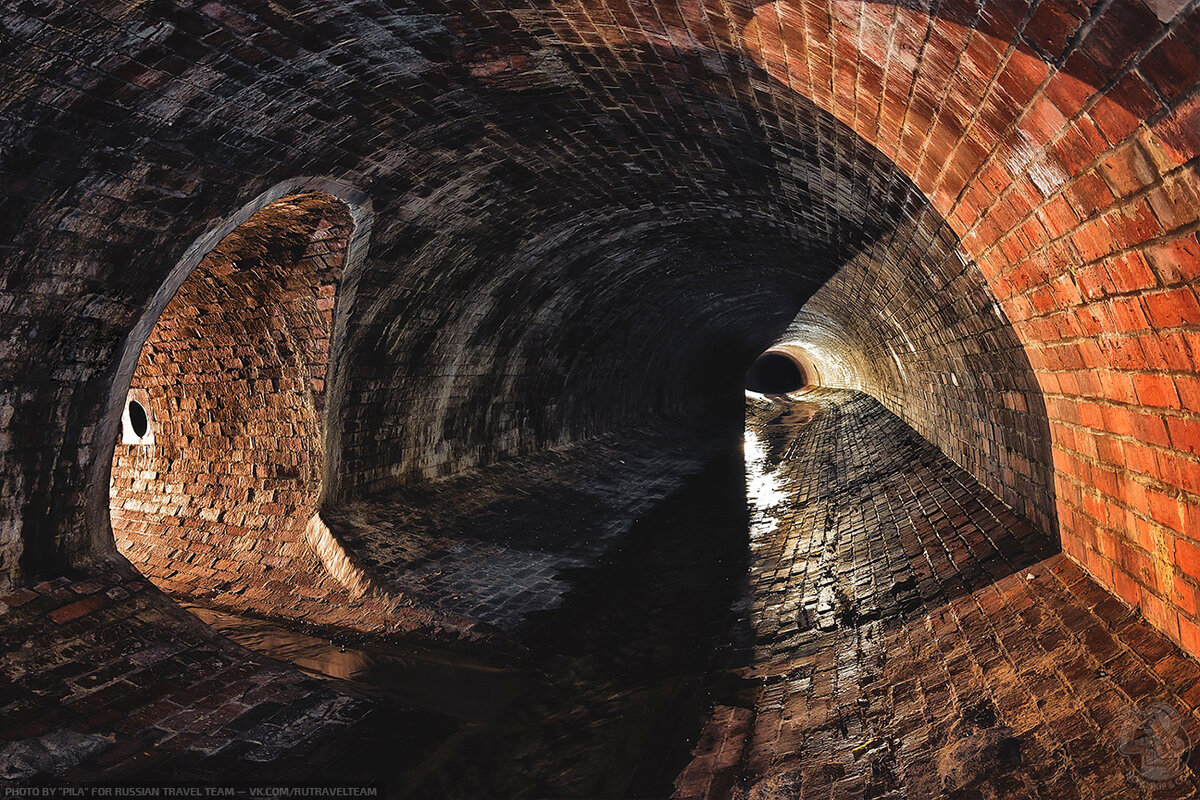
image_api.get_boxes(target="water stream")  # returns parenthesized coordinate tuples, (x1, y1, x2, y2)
(182, 441, 756, 797)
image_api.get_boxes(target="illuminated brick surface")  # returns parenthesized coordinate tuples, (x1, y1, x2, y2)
(1, 0, 1200, 788)
(677, 391, 1200, 799)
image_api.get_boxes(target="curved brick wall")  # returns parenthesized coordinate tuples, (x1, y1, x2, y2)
(335, 212, 843, 492)
(737, 1, 1200, 655)
(0, 0, 1198, 663)
(778, 214, 1057, 535)
(108, 194, 361, 613)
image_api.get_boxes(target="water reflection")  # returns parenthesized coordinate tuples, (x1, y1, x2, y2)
(184, 604, 524, 724)
(743, 428, 788, 510)
(743, 392, 817, 543)
(180, 434, 755, 796)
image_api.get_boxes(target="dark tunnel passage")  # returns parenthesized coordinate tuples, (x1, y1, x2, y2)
(745, 350, 808, 395)
(2, 0, 1063, 586)
(4, 0, 1200, 796)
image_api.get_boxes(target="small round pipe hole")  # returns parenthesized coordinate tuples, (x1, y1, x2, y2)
(128, 400, 149, 438)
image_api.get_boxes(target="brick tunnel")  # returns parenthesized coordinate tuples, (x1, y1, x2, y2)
(2, 0, 1200, 796)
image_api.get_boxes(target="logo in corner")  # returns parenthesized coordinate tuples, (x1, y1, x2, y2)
(1117, 701, 1191, 786)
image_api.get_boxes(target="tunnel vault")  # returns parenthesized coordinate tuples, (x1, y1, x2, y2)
(3, 0, 1200, 792)
(0, 0, 1197, 664)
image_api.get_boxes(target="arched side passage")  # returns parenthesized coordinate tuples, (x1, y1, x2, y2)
(103, 181, 378, 617)
(90, 178, 372, 569)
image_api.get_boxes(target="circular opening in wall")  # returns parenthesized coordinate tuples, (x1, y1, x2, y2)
(120, 394, 154, 445)
(128, 400, 149, 438)
(746, 351, 807, 395)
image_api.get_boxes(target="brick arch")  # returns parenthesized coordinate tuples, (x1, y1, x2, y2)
(84, 178, 371, 558)
(778, 311, 867, 390)
(101, 184, 378, 616)
(746, 347, 811, 393)
(544, 0, 1198, 647)
(0, 0, 1195, 657)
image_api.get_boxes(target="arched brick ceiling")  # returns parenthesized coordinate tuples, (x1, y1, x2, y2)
(0, 0, 1198, 658)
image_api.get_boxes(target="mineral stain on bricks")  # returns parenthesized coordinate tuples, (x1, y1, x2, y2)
(2, 0, 1200, 796)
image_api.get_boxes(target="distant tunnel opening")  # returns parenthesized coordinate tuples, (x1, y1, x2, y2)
(745, 350, 807, 395)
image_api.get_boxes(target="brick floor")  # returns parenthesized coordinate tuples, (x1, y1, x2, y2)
(5, 389, 1200, 795)
(675, 389, 1200, 800)
(324, 421, 733, 632)
(0, 573, 372, 782)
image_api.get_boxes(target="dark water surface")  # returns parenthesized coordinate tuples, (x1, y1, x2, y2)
(186, 445, 752, 798)
(185, 604, 527, 724)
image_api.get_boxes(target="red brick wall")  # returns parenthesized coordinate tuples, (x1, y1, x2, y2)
(737, 1, 1200, 655)
(108, 194, 359, 619)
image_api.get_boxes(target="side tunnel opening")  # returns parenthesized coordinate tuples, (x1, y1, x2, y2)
(108, 192, 360, 615)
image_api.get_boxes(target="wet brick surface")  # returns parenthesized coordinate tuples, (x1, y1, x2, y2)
(676, 389, 1200, 800)
(0, 573, 371, 782)
(6, 389, 1200, 796)
(324, 421, 733, 632)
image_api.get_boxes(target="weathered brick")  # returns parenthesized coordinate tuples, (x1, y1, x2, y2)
(1177, 535, 1200, 576)
(0, 1, 1197, 787)
(48, 594, 106, 624)
(678, 391, 1200, 798)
